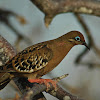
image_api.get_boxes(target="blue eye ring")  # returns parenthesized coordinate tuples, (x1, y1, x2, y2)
(75, 36, 80, 41)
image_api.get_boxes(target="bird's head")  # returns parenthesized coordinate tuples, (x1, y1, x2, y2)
(63, 31, 90, 50)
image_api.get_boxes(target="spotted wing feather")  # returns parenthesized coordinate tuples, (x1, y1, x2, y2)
(3, 44, 53, 73)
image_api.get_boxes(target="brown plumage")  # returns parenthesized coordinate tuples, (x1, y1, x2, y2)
(0, 31, 89, 90)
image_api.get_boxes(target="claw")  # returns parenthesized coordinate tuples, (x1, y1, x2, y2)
(28, 79, 57, 91)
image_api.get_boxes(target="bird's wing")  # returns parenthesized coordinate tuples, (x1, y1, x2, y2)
(2, 43, 53, 73)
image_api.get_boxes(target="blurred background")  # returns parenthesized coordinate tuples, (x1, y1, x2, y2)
(0, 0, 100, 100)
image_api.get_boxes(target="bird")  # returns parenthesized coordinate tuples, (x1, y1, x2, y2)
(0, 31, 89, 90)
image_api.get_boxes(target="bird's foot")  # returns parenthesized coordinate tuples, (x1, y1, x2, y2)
(28, 79, 58, 91)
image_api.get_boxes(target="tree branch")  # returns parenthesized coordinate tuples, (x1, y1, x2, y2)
(20, 74, 83, 100)
(31, 0, 100, 27)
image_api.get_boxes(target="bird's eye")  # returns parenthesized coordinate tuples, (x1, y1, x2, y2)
(75, 36, 80, 41)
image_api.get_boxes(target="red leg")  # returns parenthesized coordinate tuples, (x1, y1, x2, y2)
(28, 79, 57, 91)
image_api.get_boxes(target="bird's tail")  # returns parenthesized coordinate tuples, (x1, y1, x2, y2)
(0, 72, 11, 90)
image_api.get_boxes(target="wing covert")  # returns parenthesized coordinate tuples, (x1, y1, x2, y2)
(4, 44, 53, 73)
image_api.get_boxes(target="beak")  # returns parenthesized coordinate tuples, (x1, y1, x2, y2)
(82, 42, 90, 50)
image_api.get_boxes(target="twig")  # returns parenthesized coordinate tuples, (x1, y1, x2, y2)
(31, 0, 100, 27)
(53, 74, 69, 82)
(49, 85, 84, 100)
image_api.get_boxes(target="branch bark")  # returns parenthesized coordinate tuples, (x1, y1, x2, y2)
(31, 0, 100, 27)
(20, 79, 83, 100)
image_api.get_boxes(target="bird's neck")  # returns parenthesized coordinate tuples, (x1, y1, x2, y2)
(56, 39, 73, 54)
(50, 38, 74, 61)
